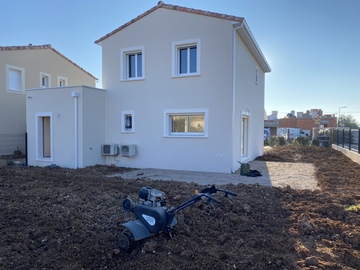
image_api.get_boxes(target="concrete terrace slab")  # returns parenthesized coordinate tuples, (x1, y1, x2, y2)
(111, 160, 318, 191)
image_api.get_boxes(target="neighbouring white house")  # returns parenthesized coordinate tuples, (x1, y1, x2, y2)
(26, 2, 271, 173)
(0, 44, 97, 157)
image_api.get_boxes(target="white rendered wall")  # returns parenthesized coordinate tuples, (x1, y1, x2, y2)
(26, 86, 106, 168)
(102, 9, 234, 172)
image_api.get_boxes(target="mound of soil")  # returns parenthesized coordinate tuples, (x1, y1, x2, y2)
(1, 146, 359, 269)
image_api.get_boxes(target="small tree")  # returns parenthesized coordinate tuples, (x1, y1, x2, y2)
(338, 114, 359, 129)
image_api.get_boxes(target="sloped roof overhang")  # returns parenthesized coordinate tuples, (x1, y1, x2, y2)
(233, 21, 271, 73)
(0, 44, 98, 80)
(94, 1, 244, 45)
(94, 1, 270, 73)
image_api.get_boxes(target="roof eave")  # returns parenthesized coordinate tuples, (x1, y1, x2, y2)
(0, 44, 98, 80)
(94, 1, 244, 45)
(234, 21, 271, 73)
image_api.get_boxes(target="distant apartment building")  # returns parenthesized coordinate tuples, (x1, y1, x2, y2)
(265, 109, 337, 137)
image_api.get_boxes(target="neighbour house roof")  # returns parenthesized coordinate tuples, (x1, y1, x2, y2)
(0, 44, 98, 80)
(94, 1, 271, 72)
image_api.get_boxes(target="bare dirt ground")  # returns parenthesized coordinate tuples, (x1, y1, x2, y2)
(0, 145, 359, 269)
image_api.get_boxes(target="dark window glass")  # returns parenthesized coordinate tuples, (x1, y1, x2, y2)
(189, 47, 197, 73)
(179, 48, 188, 74)
(128, 54, 135, 78)
(137, 54, 142, 77)
(125, 115, 132, 129)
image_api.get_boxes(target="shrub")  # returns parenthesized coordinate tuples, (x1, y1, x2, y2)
(278, 137, 286, 146)
(312, 139, 320, 146)
(294, 137, 310, 146)
(267, 136, 279, 146)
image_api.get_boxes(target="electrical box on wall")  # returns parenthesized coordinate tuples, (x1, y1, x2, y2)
(101, 144, 119, 156)
(120, 144, 136, 157)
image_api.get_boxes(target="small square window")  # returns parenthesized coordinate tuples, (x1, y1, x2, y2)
(58, 76, 68, 87)
(121, 46, 145, 81)
(125, 115, 132, 129)
(172, 39, 200, 77)
(40, 72, 51, 88)
(121, 111, 135, 133)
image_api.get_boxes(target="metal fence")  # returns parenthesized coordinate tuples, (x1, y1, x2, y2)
(332, 128, 360, 153)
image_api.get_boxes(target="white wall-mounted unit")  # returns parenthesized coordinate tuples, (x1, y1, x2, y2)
(120, 144, 136, 157)
(102, 144, 119, 156)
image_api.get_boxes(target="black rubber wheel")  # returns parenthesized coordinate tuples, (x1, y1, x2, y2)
(117, 228, 135, 250)
(117, 233, 130, 250)
(122, 198, 134, 212)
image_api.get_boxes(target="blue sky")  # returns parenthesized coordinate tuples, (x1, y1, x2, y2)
(1, 0, 359, 123)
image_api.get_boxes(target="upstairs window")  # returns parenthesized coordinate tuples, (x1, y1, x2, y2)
(179, 46, 197, 74)
(58, 76, 68, 87)
(172, 39, 200, 77)
(40, 72, 51, 88)
(6, 65, 25, 92)
(128, 52, 142, 78)
(121, 46, 145, 81)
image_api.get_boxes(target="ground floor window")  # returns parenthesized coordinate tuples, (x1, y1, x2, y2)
(121, 110, 135, 133)
(163, 109, 208, 137)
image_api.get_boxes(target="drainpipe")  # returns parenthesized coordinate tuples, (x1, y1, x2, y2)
(231, 23, 243, 173)
(71, 91, 79, 169)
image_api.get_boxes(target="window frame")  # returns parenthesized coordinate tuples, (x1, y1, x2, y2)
(120, 46, 145, 81)
(255, 66, 259, 85)
(163, 109, 208, 138)
(58, 76, 68, 87)
(241, 111, 250, 158)
(40, 72, 51, 88)
(6, 64, 25, 93)
(172, 39, 200, 77)
(121, 110, 135, 133)
(35, 112, 53, 161)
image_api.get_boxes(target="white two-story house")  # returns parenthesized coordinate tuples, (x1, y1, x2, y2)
(26, 2, 270, 173)
(95, 2, 271, 173)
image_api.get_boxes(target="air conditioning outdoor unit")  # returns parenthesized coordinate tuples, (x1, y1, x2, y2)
(120, 144, 136, 157)
(101, 144, 119, 156)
